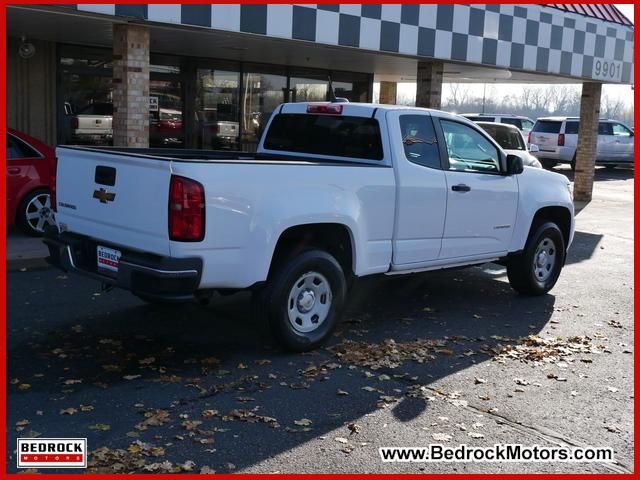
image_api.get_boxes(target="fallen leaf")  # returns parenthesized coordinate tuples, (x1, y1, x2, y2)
(432, 433, 452, 442)
(64, 379, 82, 385)
(468, 432, 485, 439)
(139, 357, 155, 365)
(89, 423, 111, 431)
(200, 466, 216, 474)
(123, 375, 141, 381)
(335, 437, 349, 444)
(60, 408, 78, 415)
(474, 377, 487, 385)
(337, 389, 350, 396)
(347, 422, 361, 435)
(18, 383, 31, 391)
(294, 418, 313, 427)
(202, 409, 219, 418)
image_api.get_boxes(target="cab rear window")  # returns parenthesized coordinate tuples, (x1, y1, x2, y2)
(263, 113, 383, 161)
(532, 121, 562, 134)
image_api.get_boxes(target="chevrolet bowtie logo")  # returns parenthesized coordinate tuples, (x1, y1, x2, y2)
(93, 188, 116, 204)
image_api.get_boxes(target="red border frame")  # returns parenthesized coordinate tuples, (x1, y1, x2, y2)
(2, 0, 637, 478)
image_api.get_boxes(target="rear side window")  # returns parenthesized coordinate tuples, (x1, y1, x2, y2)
(263, 113, 383, 161)
(564, 121, 579, 134)
(79, 103, 113, 115)
(399, 115, 440, 169)
(532, 121, 562, 134)
(501, 118, 522, 129)
(466, 116, 495, 122)
(6, 134, 41, 159)
(598, 122, 613, 135)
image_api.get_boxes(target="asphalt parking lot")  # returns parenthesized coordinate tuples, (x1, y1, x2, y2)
(7, 166, 634, 474)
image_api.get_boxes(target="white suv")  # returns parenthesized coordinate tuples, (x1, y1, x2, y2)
(529, 117, 634, 170)
(461, 114, 535, 136)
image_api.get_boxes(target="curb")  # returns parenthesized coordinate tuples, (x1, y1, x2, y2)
(7, 257, 51, 272)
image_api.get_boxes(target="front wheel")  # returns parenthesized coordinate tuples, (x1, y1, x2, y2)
(263, 250, 346, 352)
(507, 222, 565, 295)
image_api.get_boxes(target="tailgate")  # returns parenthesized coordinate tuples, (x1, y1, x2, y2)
(55, 147, 172, 256)
(530, 120, 562, 151)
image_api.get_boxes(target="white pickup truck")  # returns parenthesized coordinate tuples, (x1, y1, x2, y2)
(45, 102, 574, 351)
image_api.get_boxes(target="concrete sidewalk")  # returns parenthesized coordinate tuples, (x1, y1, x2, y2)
(6, 227, 50, 271)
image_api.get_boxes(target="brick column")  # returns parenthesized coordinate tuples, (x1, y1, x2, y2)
(415, 61, 443, 109)
(573, 82, 602, 202)
(112, 24, 150, 147)
(379, 81, 397, 105)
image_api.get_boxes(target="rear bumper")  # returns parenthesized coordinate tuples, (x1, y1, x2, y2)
(534, 147, 574, 163)
(43, 228, 202, 301)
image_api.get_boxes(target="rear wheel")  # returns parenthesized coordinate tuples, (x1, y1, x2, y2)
(540, 159, 557, 170)
(18, 189, 56, 236)
(507, 222, 565, 296)
(262, 249, 346, 352)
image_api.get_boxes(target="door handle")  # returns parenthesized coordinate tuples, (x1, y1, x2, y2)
(7, 167, 20, 174)
(451, 184, 471, 192)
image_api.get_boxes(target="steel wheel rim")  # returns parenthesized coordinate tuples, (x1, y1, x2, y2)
(287, 271, 332, 334)
(25, 193, 55, 233)
(533, 237, 557, 283)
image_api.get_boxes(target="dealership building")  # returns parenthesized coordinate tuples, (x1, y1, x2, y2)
(7, 4, 634, 200)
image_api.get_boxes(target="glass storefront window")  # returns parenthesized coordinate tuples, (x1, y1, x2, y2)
(150, 79, 184, 147)
(241, 72, 287, 151)
(59, 73, 113, 146)
(196, 69, 240, 150)
(289, 77, 329, 103)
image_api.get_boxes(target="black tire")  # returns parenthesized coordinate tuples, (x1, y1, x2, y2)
(263, 249, 346, 352)
(17, 188, 55, 236)
(540, 159, 557, 170)
(507, 222, 565, 296)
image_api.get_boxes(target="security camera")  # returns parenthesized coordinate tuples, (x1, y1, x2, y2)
(19, 35, 35, 59)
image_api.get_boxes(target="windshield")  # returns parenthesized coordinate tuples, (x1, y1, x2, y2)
(481, 124, 526, 151)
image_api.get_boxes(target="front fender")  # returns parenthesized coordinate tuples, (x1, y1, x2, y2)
(509, 167, 575, 252)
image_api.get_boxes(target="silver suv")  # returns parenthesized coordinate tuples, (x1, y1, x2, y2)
(530, 117, 634, 170)
(461, 114, 535, 136)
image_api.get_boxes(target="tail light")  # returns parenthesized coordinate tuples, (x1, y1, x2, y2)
(307, 103, 343, 114)
(558, 134, 565, 146)
(169, 175, 205, 242)
(71, 117, 79, 129)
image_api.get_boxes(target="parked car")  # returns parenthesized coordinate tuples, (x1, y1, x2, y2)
(150, 108, 184, 147)
(71, 102, 113, 144)
(46, 102, 574, 351)
(6, 128, 57, 235)
(462, 113, 535, 136)
(477, 122, 542, 168)
(529, 117, 634, 170)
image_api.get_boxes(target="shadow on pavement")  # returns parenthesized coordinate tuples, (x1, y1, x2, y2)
(7, 262, 555, 472)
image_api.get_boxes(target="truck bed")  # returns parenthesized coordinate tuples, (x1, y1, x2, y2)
(58, 146, 386, 166)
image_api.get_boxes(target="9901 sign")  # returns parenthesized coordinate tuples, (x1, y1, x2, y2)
(592, 59, 622, 82)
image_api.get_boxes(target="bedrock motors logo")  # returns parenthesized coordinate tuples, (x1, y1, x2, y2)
(17, 438, 87, 468)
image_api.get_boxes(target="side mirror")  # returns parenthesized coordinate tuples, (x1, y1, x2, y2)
(506, 154, 524, 175)
(529, 143, 540, 153)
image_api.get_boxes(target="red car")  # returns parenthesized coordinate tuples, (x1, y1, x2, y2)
(6, 128, 57, 235)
